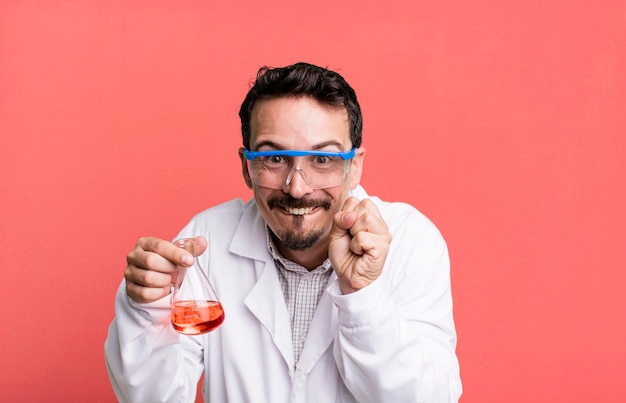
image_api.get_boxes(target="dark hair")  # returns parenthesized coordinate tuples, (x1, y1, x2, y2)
(239, 62, 363, 150)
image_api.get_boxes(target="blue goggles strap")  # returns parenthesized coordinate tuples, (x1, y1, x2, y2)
(243, 147, 357, 161)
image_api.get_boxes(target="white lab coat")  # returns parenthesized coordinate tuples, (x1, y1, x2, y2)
(105, 186, 462, 402)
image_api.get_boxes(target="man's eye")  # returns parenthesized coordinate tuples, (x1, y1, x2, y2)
(313, 155, 337, 165)
(313, 155, 333, 164)
(267, 155, 286, 164)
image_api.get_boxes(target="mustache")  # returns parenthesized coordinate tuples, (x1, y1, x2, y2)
(268, 195, 332, 210)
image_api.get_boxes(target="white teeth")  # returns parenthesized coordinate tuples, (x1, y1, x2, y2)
(286, 207, 313, 215)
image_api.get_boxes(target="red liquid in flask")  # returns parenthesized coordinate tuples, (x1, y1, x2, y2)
(171, 300, 225, 335)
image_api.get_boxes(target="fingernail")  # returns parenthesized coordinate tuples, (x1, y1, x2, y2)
(182, 254, 193, 266)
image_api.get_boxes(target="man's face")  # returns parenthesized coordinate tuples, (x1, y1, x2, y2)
(240, 96, 364, 257)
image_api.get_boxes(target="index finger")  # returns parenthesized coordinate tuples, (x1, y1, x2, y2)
(334, 197, 361, 230)
(343, 199, 388, 237)
(138, 236, 195, 267)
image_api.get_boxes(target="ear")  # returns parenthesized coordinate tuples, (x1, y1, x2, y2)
(348, 146, 366, 190)
(238, 147, 253, 189)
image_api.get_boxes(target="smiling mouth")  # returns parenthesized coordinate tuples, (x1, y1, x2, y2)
(284, 206, 315, 215)
(269, 196, 331, 216)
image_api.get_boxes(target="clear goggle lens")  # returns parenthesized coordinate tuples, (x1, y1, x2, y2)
(244, 148, 356, 190)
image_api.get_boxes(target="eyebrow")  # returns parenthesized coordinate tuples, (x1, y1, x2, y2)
(253, 139, 346, 151)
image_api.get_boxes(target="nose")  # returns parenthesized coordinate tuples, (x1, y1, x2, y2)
(283, 167, 313, 198)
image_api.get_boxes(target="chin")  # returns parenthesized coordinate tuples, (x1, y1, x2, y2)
(271, 219, 330, 251)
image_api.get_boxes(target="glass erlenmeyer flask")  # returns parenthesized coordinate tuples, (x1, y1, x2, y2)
(171, 238, 224, 335)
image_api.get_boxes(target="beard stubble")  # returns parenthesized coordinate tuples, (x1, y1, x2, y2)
(268, 194, 332, 251)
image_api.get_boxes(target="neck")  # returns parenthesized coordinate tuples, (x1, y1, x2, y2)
(274, 236, 328, 271)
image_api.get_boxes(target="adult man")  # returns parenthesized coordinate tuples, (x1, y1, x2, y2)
(105, 62, 462, 402)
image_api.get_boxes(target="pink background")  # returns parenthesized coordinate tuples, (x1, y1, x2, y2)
(1, 1, 624, 401)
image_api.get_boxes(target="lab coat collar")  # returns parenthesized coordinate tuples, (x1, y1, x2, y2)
(229, 199, 269, 261)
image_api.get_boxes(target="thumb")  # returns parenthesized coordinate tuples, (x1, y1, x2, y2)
(330, 196, 360, 238)
(193, 236, 208, 256)
(337, 210, 358, 230)
(330, 210, 358, 240)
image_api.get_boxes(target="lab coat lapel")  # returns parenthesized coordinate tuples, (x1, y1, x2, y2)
(296, 274, 338, 373)
(244, 260, 295, 371)
(230, 201, 295, 371)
